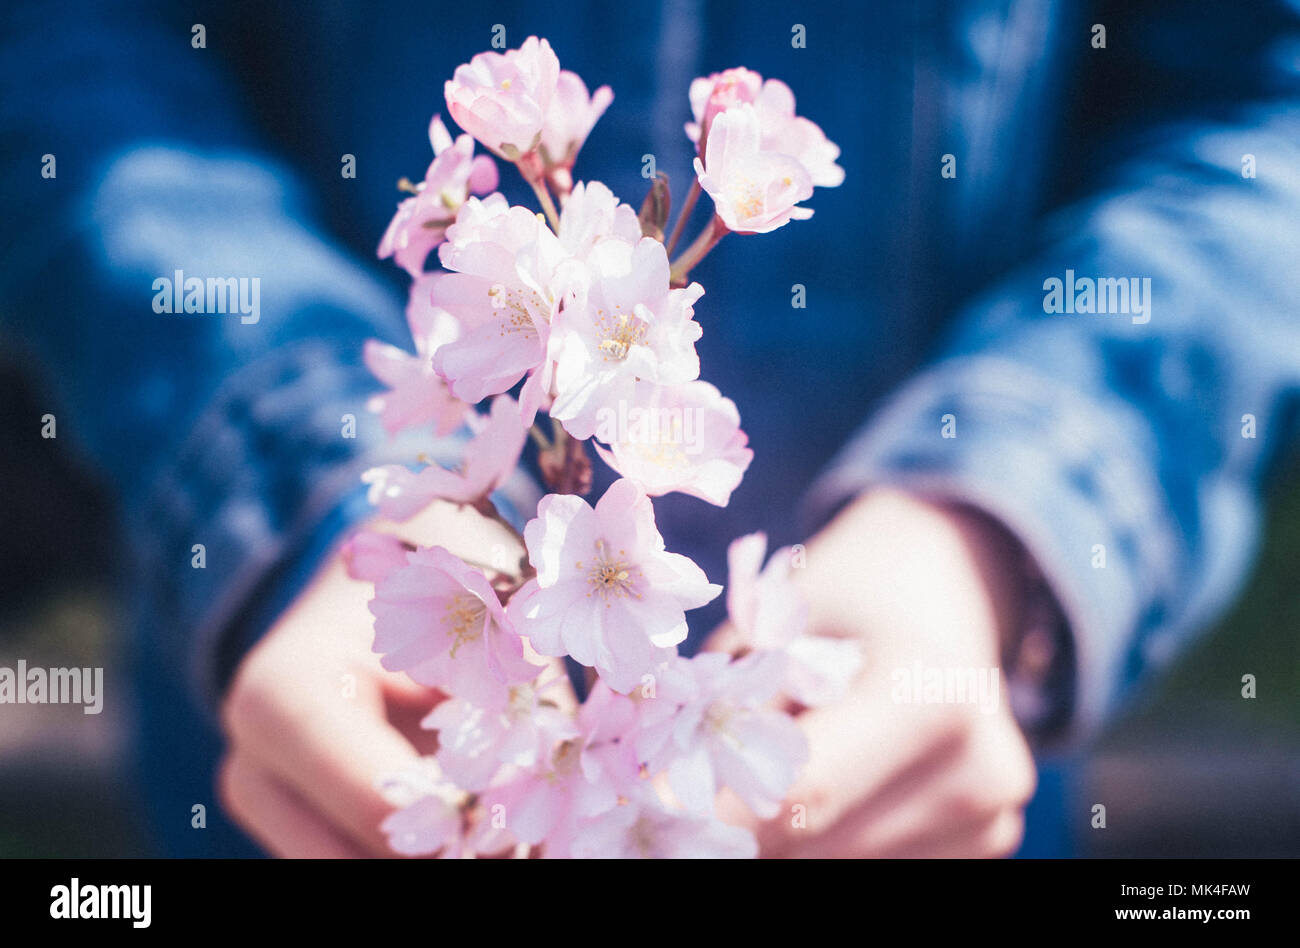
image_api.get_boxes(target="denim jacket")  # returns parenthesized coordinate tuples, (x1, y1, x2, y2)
(5, 0, 1300, 852)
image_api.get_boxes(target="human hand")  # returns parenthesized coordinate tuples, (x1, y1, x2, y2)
(714, 487, 1038, 857)
(217, 500, 528, 857)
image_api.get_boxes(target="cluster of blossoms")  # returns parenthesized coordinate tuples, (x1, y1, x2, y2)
(351, 37, 854, 858)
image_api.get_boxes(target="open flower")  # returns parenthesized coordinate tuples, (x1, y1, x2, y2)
(749, 79, 845, 188)
(556, 180, 642, 258)
(444, 36, 561, 161)
(376, 761, 468, 858)
(593, 380, 752, 506)
(363, 275, 468, 435)
(369, 546, 540, 706)
(361, 393, 528, 520)
(726, 532, 863, 707)
(506, 478, 720, 692)
(378, 115, 499, 277)
(422, 683, 578, 792)
(634, 651, 807, 818)
(475, 682, 639, 854)
(429, 194, 579, 405)
(694, 104, 814, 234)
(688, 68, 844, 188)
(549, 237, 704, 439)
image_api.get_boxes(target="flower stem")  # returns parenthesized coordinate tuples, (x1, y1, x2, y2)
(472, 495, 525, 544)
(528, 423, 552, 451)
(664, 179, 701, 256)
(538, 422, 593, 495)
(669, 215, 729, 287)
(529, 178, 562, 231)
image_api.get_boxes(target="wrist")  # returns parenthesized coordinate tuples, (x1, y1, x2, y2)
(833, 489, 1073, 739)
(815, 488, 1027, 651)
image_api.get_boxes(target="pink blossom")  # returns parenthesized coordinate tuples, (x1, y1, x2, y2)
(476, 682, 640, 853)
(424, 184, 641, 418)
(541, 71, 613, 171)
(549, 237, 705, 439)
(567, 786, 758, 859)
(748, 79, 845, 188)
(377, 763, 466, 857)
(556, 180, 642, 258)
(688, 69, 844, 188)
(422, 684, 578, 792)
(444, 36, 561, 161)
(382, 796, 463, 857)
(378, 115, 499, 277)
(725, 532, 807, 645)
(572, 798, 759, 860)
(635, 651, 807, 818)
(685, 67, 763, 146)
(369, 546, 540, 706)
(506, 478, 720, 692)
(726, 532, 862, 707)
(341, 530, 410, 584)
(363, 275, 468, 435)
(429, 194, 580, 405)
(360, 465, 433, 522)
(694, 105, 814, 234)
(483, 182, 642, 424)
(437, 392, 529, 502)
(593, 380, 752, 506)
(361, 394, 528, 520)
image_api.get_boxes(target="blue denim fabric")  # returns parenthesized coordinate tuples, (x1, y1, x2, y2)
(5, 0, 1300, 856)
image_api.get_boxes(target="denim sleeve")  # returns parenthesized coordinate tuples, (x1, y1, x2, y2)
(0, 1, 524, 716)
(811, 101, 1300, 742)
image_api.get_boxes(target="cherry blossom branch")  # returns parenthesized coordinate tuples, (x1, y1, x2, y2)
(471, 495, 525, 545)
(669, 214, 729, 286)
(366, 38, 847, 859)
(664, 178, 701, 255)
(537, 423, 593, 495)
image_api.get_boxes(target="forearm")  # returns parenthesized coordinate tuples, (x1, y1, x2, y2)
(0, 0, 439, 714)
(811, 103, 1300, 741)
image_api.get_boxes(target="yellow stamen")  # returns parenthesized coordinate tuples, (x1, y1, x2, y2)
(443, 594, 486, 658)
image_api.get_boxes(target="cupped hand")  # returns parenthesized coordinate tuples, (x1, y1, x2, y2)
(713, 487, 1039, 858)
(217, 500, 525, 857)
